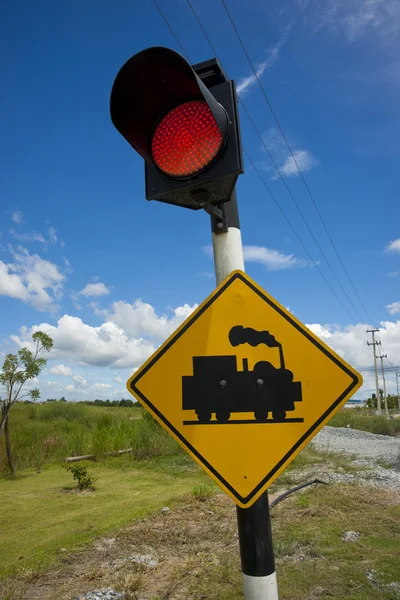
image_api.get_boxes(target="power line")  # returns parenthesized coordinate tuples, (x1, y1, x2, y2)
(242, 148, 358, 323)
(185, 0, 365, 321)
(219, 0, 373, 324)
(152, 0, 359, 323)
(358, 366, 400, 373)
(152, 0, 191, 62)
(184, 0, 360, 322)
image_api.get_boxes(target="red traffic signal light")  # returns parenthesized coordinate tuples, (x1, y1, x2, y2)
(152, 100, 224, 177)
(110, 47, 243, 210)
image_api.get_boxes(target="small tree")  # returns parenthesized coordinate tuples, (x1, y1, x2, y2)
(0, 331, 53, 475)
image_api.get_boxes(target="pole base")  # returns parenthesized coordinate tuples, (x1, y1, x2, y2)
(242, 572, 279, 600)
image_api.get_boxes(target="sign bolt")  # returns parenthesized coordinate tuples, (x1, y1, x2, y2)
(257, 378, 264, 386)
(219, 379, 227, 388)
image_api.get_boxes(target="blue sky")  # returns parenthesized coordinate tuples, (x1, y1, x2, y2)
(0, 0, 399, 400)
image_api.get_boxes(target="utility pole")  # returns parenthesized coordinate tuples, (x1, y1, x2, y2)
(367, 329, 381, 415)
(377, 355, 389, 418)
(396, 372, 400, 413)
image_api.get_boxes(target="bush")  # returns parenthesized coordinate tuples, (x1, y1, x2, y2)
(64, 462, 96, 490)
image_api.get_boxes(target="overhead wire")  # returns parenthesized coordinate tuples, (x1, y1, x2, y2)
(151, 0, 370, 325)
(183, 0, 359, 323)
(218, 0, 374, 325)
(242, 148, 358, 323)
(152, 0, 191, 62)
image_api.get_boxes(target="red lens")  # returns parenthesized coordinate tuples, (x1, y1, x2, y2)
(152, 101, 223, 177)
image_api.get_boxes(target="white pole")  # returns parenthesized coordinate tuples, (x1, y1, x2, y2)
(210, 192, 279, 600)
(367, 330, 381, 415)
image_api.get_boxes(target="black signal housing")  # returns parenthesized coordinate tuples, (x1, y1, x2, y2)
(110, 46, 243, 210)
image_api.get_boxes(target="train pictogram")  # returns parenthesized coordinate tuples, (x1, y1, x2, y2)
(182, 326, 303, 424)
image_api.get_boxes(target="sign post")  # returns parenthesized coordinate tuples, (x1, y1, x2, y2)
(210, 189, 279, 599)
(110, 47, 362, 599)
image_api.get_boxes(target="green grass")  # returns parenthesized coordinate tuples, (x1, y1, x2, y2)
(330, 408, 400, 436)
(0, 453, 210, 578)
(0, 403, 182, 473)
(187, 484, 400, 600)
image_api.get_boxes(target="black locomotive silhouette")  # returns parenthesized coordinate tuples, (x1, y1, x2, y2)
(182, 326, 302, 423)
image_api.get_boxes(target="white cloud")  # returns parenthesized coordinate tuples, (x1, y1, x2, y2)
(12, 315, 154, 369)
(66, 384, 75, 392)
(72, 375, 88, 386)
(10, 225, 60, 246)
(0, 247, 64, 311)
(279, 149, 319, 177)
(389, 271, 400, 278)
(11, 210, 23, 225)
(306, 321, 400, 371)
(386, 238, 400, 253)
(0, 260, 30, 301)
(243, 245, 312, 270)
(89, 301, 109, 317)
(300, 0, 400, 44)
(48, 226, 58, 243)
(259, 128, 319, 179)
(112, 376, 123, 383)
(10, 229, 47, 244)
(10, 299, 198, 371)
(108, 299, 197, 341)
(386, 302, 400, 315)
(237, 23, 292, 94)
(94, 383, 112, 391)
(79, 282, 110, 297)
(50, 364, 72, 376)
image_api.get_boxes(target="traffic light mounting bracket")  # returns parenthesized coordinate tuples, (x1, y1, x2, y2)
(192, 58, 240, 233)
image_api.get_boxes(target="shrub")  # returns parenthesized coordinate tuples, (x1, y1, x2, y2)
(64, 462, 97, 490)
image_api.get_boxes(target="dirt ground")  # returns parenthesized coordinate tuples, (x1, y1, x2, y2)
(2, 484, 399, 600)
(2, 492, 245, 600)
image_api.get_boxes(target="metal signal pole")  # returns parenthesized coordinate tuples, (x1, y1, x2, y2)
(211, 194, 278, 600)
(367, 329, 381, 415)
(377, 355, 389, 418)
(396, 372, 400, 413)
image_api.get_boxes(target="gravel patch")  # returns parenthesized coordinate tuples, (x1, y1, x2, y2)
(307, 426, 400, 492)
(313, 426, 400, 467)
(75, 589, 124, 600)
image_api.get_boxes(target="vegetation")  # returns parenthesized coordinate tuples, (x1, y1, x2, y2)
(46, 398, 138, 407)
(64, 462, 97, 490)
(1, 470, 398, 598)
(366, 390, 399, 412)
(192, 483, 215, 501)
(183, 484, 400, 600)
(330, 408, 400, 436)
(0, 453, 209, 578)
(0, 402, 182, 473)
(0, 331, 53, 475)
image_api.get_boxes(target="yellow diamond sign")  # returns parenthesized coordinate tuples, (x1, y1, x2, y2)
(127, 271, 362, 508)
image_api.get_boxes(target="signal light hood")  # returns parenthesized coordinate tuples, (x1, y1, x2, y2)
(110, 47, 228, 167)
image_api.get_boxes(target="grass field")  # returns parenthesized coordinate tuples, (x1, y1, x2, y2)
(0, 403, 399, 598)
(0, 453, 211, 578)
(330, 408, 400, 436)
(1, 466, 399, 599)
(0, 402, 179, 473)
(2, 403, 399, 475)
